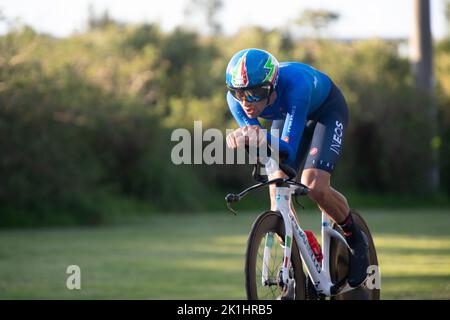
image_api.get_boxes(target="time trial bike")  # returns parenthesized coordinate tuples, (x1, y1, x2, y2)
(225, 157, 381, 300)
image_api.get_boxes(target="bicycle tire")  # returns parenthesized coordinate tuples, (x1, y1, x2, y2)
(245, 210, 306, 300)
(329, 211, 381, 300)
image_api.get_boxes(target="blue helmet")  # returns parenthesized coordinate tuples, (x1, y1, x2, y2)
(226, 48, 279, 90)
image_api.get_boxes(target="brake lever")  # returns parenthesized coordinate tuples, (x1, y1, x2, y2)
(225, 194, 240, 215)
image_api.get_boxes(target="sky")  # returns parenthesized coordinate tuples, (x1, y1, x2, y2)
(0, 0, 447, 39)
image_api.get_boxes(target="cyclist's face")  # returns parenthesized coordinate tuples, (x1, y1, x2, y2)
(240, 92, 277, 118)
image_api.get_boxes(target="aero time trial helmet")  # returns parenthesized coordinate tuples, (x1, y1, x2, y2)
(226, 48, 279, 103)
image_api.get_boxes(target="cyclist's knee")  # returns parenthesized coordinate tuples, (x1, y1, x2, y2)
(308, 187, 329, 203)
(301, 169, 331, 203)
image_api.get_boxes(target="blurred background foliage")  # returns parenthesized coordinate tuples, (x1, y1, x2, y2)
(0, 6, 449, 227)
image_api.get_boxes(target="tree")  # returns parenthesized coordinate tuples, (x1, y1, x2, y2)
(87, 5, 121, 30)
(295, 9, 340, 38)
(183, 0, 223, 36)
(410, 0, 439, 191)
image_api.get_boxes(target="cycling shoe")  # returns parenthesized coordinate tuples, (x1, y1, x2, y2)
(347, 230, 369, 288)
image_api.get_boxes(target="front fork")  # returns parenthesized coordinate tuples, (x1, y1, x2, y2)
(278, 187, 294, 287)
(261, 187, 293, 287)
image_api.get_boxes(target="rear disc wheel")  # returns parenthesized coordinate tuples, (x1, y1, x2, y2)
(329, 211, 381, 300)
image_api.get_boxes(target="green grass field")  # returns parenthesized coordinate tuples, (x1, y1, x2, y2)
(0, 209, 449, 299)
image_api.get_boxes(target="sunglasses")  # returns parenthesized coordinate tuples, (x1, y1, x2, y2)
(228, 85, 272, 103)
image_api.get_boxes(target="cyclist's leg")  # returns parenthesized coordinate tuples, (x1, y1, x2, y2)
(301, 168, 349, 223)
(297, 83, 369, 287)
(296, 82, 349, 223)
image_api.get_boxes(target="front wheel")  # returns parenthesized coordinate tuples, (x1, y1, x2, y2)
(329, 211, 381, 300)
(245, 211, 306, 300)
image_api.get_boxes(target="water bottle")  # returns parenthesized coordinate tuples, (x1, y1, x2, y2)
(304, 230, 323, 264)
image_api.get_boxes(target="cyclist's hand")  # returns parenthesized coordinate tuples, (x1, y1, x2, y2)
(226, 128, 246, 149)
(242, 125, 266, 147)
(226, 126, 266, 149)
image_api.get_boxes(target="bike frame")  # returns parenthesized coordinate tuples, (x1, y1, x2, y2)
(262, 184, 356, 297)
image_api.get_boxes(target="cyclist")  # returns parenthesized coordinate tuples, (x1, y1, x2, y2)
(225, 48, 369, 288)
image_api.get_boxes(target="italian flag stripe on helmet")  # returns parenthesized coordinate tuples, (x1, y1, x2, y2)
(231, 52, 249, 88)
